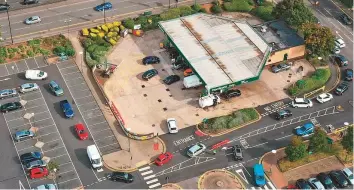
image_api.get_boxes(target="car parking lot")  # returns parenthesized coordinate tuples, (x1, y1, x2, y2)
(1, 89, 82, 189)
(56, 60, 120, 155)
(0, 56, 47, 77)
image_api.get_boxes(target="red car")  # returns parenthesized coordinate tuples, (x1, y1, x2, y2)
(155, 152, 173, 166)
(75, 123, 88, 140)
(29, 167, 48, 179)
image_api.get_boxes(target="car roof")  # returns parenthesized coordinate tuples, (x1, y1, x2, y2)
(189, 144, 203, 152)
(318, 93, 329, 98)
(294, 98, 306, 102)
(75, 123, 85, 129)
(16, 130, 32, 135)
(49, 80, 59, 86)
(336, 39, 344, 43)
(343, 168, 353, 175)
(303, 123, 314, 128)
(21, 83, 35, 87)
(0, 89, 13, 93)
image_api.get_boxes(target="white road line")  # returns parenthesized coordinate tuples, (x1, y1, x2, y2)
(248, 142, 268, 149)
(3, 114, 31, 189)
(57, 169, 74, 176)
(82, 107, 100, 113)
(63, 71, 80, 76)
(14, 62, 20, 73)
(144, 174, 156, 180)
(17, 146, 35, 152)
(146, 179, 158, 185)
(85, 113, 104, 119)
(95, 135, 115, 141)
(149, 183, 161, 189)
(71, 88, 91, 93)
(5, 110, 49, 122)
(57, 177, 79, 185)
(76, 101, 96, 106)
(99, 142, 119, 149)
(88, 121, 107, 127)
(51, 154, 67, 159)
(36, 131, 58, 138)
(42, 138, 61, 145)
(33, 57, 39, 68)
(141, 170, 153, 176)
(42, 146, 65, 153)
(7, 104, 46, 114)
(67, 82, 87, 88)
(251, 187, 256, 190)
(241, 164, 252, 177)
(268, 181, 277, 190)
(65, 75, 84, 81)
(59, 65, 77, 70)
(24, 59, 30, 70)
(4, 63, 10, 75)
(139, 166, 151, 172)
(275, 134, 293, 140)
(92, 127, 111, 134)
(264, 185, 269, 190)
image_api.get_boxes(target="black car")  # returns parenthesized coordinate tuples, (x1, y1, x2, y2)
(222, 89, 241, 99)
(20, 152, 42, 164)
(334, 54, 348, 67)
(340, 14, 352, 25)
(0, 101, 22, 113)
(163, 75, 180, 85)
(142, 56, 160, 65)
(142, 69, 158, 80)
(296, 179, 312, 190)
(344, 69, 353, 81)
(232, 145, 243, 161)
(274, 109, 292, 120)
(317, 172, 335, 189)
(107, 172, 134, 183)
(23, 0, 39, 5)
(329, 170, 348, 188)
(0, 4, 10, 11)
(271, 63, 291, 73)
(335, 82, 349, 95)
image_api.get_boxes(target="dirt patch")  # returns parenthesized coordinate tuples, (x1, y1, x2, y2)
(202, 3, 213, 13)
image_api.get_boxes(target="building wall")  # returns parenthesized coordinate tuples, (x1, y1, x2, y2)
(266, 45, 306, 65)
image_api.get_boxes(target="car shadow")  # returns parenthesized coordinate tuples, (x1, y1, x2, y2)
(53, 101, 66, 119)
(69, 125, 79, 140)
(12, 156, 21, 164)
(74, 148, 92, 169)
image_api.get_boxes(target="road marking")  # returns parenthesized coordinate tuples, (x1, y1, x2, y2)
(5, 110, 49, 122)
(235, 169, 248, 184)
(149, 183, 161, 189)
(74, 94, 92, 100)
(34, 57, 39, 68)
(92, 127, 111, 134)
(139, 166, 151, 172)
(88, 121, 107, 127)
(146, 179, 158, 185)
(57, 177, 79, 185)
(173, 135, 195, 146)
(76, 101, 96, 106)
(42, 146, 65, 153)
(95, 135, 115, 141)
(57, 169, 74, 176)
(268, 181, 277, 190)
(251, 187, 256, 190)
(240, 139, 249, 149)
(98, 142, 119, 149)
(248, 142, 268, 149)
(144, 174, 156, 180)
(275, 134, 293, 140)
(141, 170, 153, 176)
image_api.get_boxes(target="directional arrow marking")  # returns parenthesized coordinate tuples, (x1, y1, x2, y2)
(235, 169, 248, 184)
(155, 156, 216, 177)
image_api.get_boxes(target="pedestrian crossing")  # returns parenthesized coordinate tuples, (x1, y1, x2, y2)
(250, 181, 276, 190)
(139, 166, 161, 189)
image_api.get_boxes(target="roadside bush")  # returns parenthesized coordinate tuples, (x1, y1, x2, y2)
(122, 18, 135, 29)
(247, 0, 255, 6)
(85, 51, 99, 68)
(285, 136, 308, 162)
(65, 47, 75, 56)
(21, 54, 28, 59)
(8, 53, 15, 59)
(224, 0, 253, 12)
(39, 49, 50, 56)
(160, 8, 181, 20)
(0, 47, 7, 58)
(211, 4, 222, 13)
(200, 8, 207, 13)
(18, 45, 26, 52)
(53, 46, 66, 55)
(7, 48, 14, 54)
(179, 5, 194, 16)
(0, 57, 5, 63)
(28, 39, 41, 47)
(191, 4, 202, 12)
(82, 38, 95, 49)
(252, 5, 274, 21)
(27, 50, 34, 57)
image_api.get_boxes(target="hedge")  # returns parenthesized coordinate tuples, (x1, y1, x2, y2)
(252, 5, 274, 21)
(339, 0, 353, 7)
(223, 0, 253, 12)
(211, 4, 222, 13)
(288, 68, 331, 96)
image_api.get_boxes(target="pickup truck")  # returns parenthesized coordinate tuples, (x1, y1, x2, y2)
(60, 100, 74, 118)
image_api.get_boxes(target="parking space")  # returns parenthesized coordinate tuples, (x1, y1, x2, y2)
(0, 56, 47, 78)
(1, 89, 82, 189)
(56, 60, 120, 156)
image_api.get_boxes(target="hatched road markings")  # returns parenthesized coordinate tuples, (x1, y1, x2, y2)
(240, 139, 249, 149)
(250, 181, 276, 190)
(235, 169, 248, 184)
(261, 101, 290, 116)
(138, 166, 161, 189)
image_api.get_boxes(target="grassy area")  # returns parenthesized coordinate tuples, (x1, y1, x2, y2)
(279, 142, 353, 172)
(288, 68, 331, 96)
(0, 35, 73, 64)
(199, 108, 259, 134)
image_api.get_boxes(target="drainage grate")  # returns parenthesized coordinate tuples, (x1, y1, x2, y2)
(163, 108, 167, 111)
(144, 94, 147, 97)
(166, 88, 170, 91)
(158, 99, 162, 102)
(142, 85, 145, 88)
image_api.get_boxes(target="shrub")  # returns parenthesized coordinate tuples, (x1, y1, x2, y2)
(28, 39, 41, 47)
(21, 54, 28, 59)
(160, 8, 181, 20)
(247, 0, 255, 6)
(224, 0, 252, 12)
(32, 46, 40, 55)
(40, 49, 50, 56)
(53, 46, 66, 55)
(0, 47, 7, 58)
(179, 5, 194, 16)
(65, 47, 75, 56)
(9, 53, 15, 59)
(18, 45, 25, 52)
(285, 136, 308, 162)
(341, 126, 353, 152)
(7, 48, 14, 54)
(211, 4, 222, 13)
(200, 8, 207, 13)
(296, 80, 306, 89)
(191, 4, 202, 12)
(0, 57, 5, 63)
(252, 5, 274, 21)
(122, 18, 135, 29)
(27, 50, 34, 57)
(85, 51, 99, 68)
(135, 16, 148, 26)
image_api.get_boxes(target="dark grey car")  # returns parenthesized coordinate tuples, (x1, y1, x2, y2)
(232, 145, 243, 161)
(271, 63, 291, 73)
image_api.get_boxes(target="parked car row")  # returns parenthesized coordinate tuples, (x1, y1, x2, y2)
(294, 168, 353, 189)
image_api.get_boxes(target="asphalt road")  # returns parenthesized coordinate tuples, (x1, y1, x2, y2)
(0, 0, 65, 11)
(0, 0, 209, 43)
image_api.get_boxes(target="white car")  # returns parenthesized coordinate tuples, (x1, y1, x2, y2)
(187, 143, 206, 157)
(308, 178, 325, 189)
(25, 70, 48, 80)
(316, 93, 333, 103)
(34, 184, 57, 190)
(167, 118, 178, 134)
(335, 38, 345, 48)
(291, 98, 313, 108)
(25, 16, 41, 25)
(342, 168, 354, 185)
(19, 83, 39, 93)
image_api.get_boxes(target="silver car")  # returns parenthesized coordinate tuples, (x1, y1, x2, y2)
(271, 63, 291, 73)
(0, 89, 17, 99)
(19, 83, 39, 93)
(308, 178, 325, 189)
(25, 16, 41, 25)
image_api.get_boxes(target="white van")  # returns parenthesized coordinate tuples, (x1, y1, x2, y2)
(87, 145, 103, 170)
(183, 75, 202, 88)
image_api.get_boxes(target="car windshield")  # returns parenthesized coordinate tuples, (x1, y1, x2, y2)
(324, 178, 332, 185)
(39, 71, 44, 77)
(348, 174, 354, 179)
(54, 86, 60, 91)
(257, 176, 264, 181)
(236, 149, 241, 153)
(92, 158, 100, 164)
(170, 127, 176, 130)
(79, 130, 85, 134)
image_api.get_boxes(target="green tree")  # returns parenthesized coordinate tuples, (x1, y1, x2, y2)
(299, 23, 335, 58)
(309, 127, 329, 153)
(341, 126, 353, 152)
(285, 136, 308, 161)
(272, 0, 317, 28)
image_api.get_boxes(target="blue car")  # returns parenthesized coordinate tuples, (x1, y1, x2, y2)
(14, 130, 35, 142)
(295, 122, 315, 137)
(254, 164, 266, 186)
(60, 100, 74, 118)
(142, 56, 160, 65)
(345, 69, 353, 81)
(95, 2, 112, 11)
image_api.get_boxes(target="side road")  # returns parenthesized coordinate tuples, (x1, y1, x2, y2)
(67, 32, 165, 172)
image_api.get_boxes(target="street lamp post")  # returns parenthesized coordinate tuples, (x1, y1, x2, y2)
(103, 0, 106, 24)
(270, 150, 277, 174)
(79, 51, 83, 71)
(64, 19, 72, 37)
(4, 0, 14, 44)
(126, 128, 131, 153)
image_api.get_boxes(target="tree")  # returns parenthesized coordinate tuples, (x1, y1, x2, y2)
(299, 23, 335, 58)
(309, 127, 329, 153)
(341, 126, 353, 152)
(272, 0, 317, 28)
(285, 136, 308, 161)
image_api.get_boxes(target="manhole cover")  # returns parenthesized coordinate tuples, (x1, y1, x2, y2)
(144, 94, 147, 97)
(158, 99, 162, 102)
(166, 89, 170, 91)
(163, 108, 167, 111)
(142, 85, 145, 88)
(152, 124, 155, 127)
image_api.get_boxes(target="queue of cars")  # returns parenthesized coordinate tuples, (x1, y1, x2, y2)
(294, 168, 353, 189)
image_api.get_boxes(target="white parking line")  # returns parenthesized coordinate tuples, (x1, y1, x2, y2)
(5, 110, 49, 122)
(92, 128, 111, 134)
(57, 177, 79, 185)
(36, 131, 58, 138)
(44, 138, 61, 144)
(74, 95, 92, 100)
(4, 63, 10, 75)
(85, 113, 103, 119)
(24, 59, 30, 70)
(62, 71, 80, 76)
(51, 154, 68, 159)
(88, 121, 107, 127)
(59, 162, 72, 167)
(65, 75, 83, 81)
(34, 57, 39, 68)
(57, 169, 74, 176)
(6, 104, 45, 114)
(67, 82, 86, 88)
(43, 146, 65, 153)
(17, 146, 35, 152)
(77, 101, 95, 106)
(59, 65, 77, 70)
(95, 135, 114, 141)
(99, 142, 119, 149)
(82, 107, 100, 113)
(14, 62, 20, 73)
(275, 134, 293, 140)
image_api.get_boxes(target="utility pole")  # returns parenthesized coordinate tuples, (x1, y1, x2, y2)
(103, 0, 106, 24)
(175, 0, 178, 8)
(4, 0, 13, 44)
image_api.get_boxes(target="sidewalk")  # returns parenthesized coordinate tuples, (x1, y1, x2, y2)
(67, 32, 165, 172)
(261, 149, 289, 189)
(324, 62, 340, 92)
